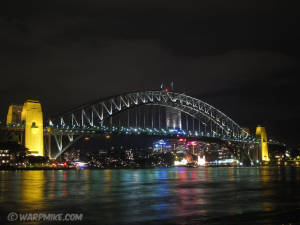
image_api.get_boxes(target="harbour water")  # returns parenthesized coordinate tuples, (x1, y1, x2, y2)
(0, 167, 299, 225)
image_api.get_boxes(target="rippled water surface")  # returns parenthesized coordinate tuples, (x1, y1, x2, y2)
(0, 167, 299, 225)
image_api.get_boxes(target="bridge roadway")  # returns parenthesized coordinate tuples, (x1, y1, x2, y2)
(3, 122, 260, 159)
(4, 122, 259, 142)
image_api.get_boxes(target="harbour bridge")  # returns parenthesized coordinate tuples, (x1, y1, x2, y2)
(3, 90, 274, 163)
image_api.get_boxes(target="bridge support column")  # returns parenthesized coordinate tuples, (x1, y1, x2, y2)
(256, 126, 270, 162)
(54, 134, 63, 152)
(21, 100, 44, 156)
(46, 132, 52, 159)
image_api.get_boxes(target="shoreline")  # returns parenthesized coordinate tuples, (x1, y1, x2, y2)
(1, 165, 299, 170)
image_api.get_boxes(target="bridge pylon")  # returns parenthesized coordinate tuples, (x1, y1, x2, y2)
(256, 126, 269, 162)
(6, 100, 44, 156)
(21, 100, 44, 156)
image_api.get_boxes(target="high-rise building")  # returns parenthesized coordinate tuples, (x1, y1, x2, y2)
(166, 107, 182, 129)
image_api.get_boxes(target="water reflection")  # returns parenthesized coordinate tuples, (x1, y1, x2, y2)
(0, 167, 299, 225)
(63, 170, 68, 197)
(21, 171, 45, 210)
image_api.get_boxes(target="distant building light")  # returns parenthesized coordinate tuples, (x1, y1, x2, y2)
(197, 155, 206, 166)
(174, 158, 187, 166)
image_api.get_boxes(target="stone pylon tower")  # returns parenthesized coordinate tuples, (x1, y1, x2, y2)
(256, 126, 269, 162)
(21, 100, 44, 156)
(7, 100, 44, 156)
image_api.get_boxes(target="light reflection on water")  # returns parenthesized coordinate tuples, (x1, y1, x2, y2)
(0, 167, 299, 225)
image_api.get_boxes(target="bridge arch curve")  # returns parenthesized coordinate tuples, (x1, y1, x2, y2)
(50, 90, 247, 138)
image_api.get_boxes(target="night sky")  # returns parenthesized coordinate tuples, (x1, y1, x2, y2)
(1, 1, 299, 146)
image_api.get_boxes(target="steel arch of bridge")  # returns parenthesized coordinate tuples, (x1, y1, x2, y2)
(49, 90, 248, 136)
(47, 90, 251, 159)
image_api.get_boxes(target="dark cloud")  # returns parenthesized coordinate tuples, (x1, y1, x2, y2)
(0, 0, 299, 145)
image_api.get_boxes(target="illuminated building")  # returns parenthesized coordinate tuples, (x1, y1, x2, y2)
(153, 139, 171, 152)
(174, 158, 187, 166)
(0, 149, 12, 166)
(166, 107, 182, 129)
(63, 149, 80, 162)
(256, 126, 270, 162)
(197, 155, 206, 166)
(187, 141, 198, 154)
(125, 150, 134, 160)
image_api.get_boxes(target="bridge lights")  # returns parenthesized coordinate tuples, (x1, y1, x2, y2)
(187, 141, 197, 146)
